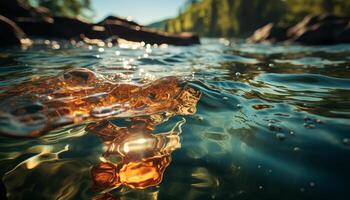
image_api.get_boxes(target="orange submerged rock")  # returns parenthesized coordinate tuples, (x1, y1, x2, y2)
(0, 67, 201, 193)
(0, 68, 201, 137)
(89, 117, 186, 190)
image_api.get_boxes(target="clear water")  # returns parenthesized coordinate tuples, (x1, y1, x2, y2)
(0, 38, 350, 200)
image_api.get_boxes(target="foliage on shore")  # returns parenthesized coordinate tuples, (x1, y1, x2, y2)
(22, 0, 92, 19)
(162, 0, 350, 37)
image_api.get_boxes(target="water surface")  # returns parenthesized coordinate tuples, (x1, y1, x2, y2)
(0, 39, 350, 200)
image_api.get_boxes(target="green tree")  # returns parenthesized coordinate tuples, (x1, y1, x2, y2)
(24, 0, 92, 19)
(163, 0, 350, 37)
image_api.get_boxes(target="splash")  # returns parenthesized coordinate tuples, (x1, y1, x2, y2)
(0, 68, 201, 137)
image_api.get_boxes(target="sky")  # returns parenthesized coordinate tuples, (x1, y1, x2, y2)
(91, 0, 187, 25)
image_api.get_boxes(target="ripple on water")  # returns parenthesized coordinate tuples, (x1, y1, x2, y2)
(0, 39, 350, 199)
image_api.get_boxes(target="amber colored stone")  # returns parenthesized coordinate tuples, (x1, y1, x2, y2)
(252, 104, 274, 110)
(119, 155, 171, 189)
(0, 68, 201, 137)
(91, 162, 121, 189)
(88, 117, 183, 190)
(0, 68, 201, 191)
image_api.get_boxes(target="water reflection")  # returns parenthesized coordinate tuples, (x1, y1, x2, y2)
(89, 118, 185, 194)
(0, 39, 350, 199)
(0, 68, 201, 137)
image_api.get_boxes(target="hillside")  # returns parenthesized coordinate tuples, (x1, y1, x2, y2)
(147, 18, 170, 30)
(159, 0, 350, 37)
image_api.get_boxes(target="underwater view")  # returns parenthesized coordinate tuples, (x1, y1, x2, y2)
(0, 38, 350, 199)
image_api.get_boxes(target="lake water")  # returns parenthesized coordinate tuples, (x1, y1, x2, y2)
(0, 38, 350, 200)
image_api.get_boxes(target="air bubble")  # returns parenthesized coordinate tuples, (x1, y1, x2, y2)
(343, 138, 350, 145)
(293, 147, 300, 151)
(269, 123, 282, 132)
(276, 133, 286, 141)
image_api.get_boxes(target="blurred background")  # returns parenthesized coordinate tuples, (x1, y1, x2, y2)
(22, 0, 350, 37)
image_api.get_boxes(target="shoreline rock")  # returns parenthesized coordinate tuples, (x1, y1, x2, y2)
(92, 18, 200, 45)
(0, 15, 31, 46)
(0, 0, 200, 46)
(248, 14, 350, 45)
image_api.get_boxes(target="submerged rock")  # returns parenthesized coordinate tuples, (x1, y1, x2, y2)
(89, 118, 184, 190)
(0, 68, 201, 137)
(248, 14, 350, 45)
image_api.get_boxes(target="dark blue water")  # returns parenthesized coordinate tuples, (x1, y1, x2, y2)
(0, 38, 350, 200)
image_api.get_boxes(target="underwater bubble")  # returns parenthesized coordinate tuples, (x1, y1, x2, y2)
(235, 72, 241, 77)
(343, 138, 350, 145)
(304, 123, 315, 129)
(236, 104, 242, 108)
(222, 97, 228, 101)
(310, 182, 315, 187)
(192, 115, 204, 122)
(289, 131, 295, 136)
(293, 147, 301, 151)
(276, 133, 286, 141)
(304, 116, 312, 122)
(259, 186, 263, 190)
(269, 123, 282, 132)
